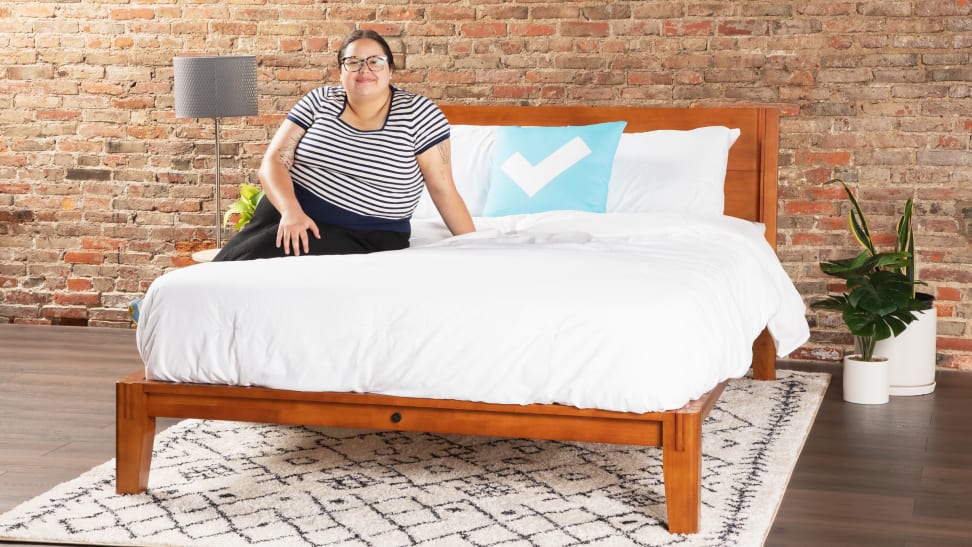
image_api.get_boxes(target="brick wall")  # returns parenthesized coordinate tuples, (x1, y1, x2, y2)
(1, 1, 970, 371)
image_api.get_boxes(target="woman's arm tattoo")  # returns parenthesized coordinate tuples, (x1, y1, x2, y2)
(277, 134, 301, 169)
(436, 140, 452, 180)
(436, 140, 451, 165)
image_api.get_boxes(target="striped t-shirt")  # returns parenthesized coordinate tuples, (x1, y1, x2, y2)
(285, 86, 450, 232)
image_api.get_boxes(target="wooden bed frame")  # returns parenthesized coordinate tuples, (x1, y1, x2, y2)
(116, 105, 780, 534)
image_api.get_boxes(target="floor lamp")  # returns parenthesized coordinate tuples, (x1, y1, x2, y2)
(173, 55, 258, 256)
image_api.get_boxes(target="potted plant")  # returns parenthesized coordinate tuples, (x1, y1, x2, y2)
(813, 181, 933, 404)
(223, 182, 265, 232)
(831, 180, 938, 396)
(812, 251, 928, 404)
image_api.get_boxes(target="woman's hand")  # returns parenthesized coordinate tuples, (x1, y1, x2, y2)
(259, 120, 321, 255)
(276, 209, 321, 256)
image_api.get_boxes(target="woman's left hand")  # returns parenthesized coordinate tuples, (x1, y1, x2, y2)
(276, 208, 321, 256)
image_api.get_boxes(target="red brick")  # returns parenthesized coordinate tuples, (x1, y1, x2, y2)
(561, 22, 611, 37)
(5, 291, 50, 305)
(81, 237, 125, 251)
(381, 6, 425, 21)
(662, 21, 714, 36)
(110, 8, 154, 20)
(66, 278, 93, 291)
(111, 97, 155, 110)
(358, 23, 402, 37)
(37, 110, 82, 121)
(459, 23, 507, 38)
(794, 151, 853, 167)
(791, 233, 830, 246)
(938, 337, 972, 353)
(41, 306, 88, 320)
(511, 23, 556, 37)
(0, 155, 29, 167)
(921, 267, 972, 284)
(429, 6, 475, 20)
(935, 302, 954, 317)
(427, 71, 476, 85)
(211, 22, 256, 35)
(493, 86, 536, 99)
(53, 292, 102, 306)
(64, 251, 104, 265)
(936, 287, 962, 301)
(718, 20, 766, 36)
(306, 38, 328, 52)
(277, 69, 324, 81)
(0, 210, 34, 223)
(280, 39, 302, 52)
(785, 201, 839, 216)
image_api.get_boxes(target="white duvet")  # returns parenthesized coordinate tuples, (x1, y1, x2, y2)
(137, 211, 809, 413)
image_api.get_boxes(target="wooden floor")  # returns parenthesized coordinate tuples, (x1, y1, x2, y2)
(1, 324, 971, 546)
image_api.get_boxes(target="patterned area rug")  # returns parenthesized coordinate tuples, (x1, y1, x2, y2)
(0, 370, 828, 546)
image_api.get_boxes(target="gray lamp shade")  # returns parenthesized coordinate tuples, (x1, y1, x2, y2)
(173, 55, 258, 119)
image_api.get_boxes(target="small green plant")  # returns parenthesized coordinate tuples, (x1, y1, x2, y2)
(812, 252, 926, 361)
(223, 183, 264, 231)
(813, 180, 931, 361)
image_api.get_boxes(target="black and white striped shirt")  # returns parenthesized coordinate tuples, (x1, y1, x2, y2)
(285, 86, 450, 232)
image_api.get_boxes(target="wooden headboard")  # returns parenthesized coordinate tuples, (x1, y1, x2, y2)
(438, 105, 780, 249)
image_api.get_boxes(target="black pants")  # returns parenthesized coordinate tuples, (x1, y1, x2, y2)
(213, 198, 410, 261)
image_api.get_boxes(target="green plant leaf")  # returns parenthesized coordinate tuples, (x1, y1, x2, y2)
(896, 199, 913, 254)
(815, 261, 922, 343)
(843, 307, 893, 340)
(819, 251, 911, 280)
(896, 198, 915, 286)
(222, 202, 247, 228)
(883, 313, 910, 337)
(830, 180, 876, 256)
(810, 295, 848, 311)
(240, 183, 262, 201)
(222, 185, 264, 231)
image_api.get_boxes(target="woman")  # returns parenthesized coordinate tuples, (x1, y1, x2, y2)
(215, 30, 475, 261)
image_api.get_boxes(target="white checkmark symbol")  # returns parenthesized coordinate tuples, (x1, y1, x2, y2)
(500, 137, 592, 197)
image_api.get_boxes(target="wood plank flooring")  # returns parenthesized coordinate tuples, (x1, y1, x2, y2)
(1, 324, 971, 546)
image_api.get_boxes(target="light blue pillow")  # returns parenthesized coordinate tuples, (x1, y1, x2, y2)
(482, 121, 627, 216)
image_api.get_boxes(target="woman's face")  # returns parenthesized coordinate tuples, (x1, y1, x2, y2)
(339, 38, 392, 101)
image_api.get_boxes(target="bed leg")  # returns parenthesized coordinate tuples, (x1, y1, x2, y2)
(752, 327, 776, 381)
(116, 379, 156, 494)
(662, 412, 702, 534)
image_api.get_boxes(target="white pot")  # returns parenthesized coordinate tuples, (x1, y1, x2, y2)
(874, 300, 937, 396)
(842, 355, 889, 405)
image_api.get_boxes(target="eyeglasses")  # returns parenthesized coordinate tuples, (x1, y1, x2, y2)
(340, 55, 389, 72)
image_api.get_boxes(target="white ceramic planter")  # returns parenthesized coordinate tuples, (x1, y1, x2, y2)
(874, 303, 937, 396)
(842, 355, 890, 405)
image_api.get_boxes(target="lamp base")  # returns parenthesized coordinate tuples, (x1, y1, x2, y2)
(191, 248, 220, 264)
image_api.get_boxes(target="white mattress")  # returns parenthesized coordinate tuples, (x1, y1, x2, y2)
(137, 211, 809, 413)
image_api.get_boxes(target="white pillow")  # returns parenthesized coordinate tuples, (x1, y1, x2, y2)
(606, 126, 740, 216)
(414, 124, 740, 219)
(412, 124, 498, 218)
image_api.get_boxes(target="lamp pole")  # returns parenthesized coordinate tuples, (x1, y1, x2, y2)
(214, 117, 222, 248)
